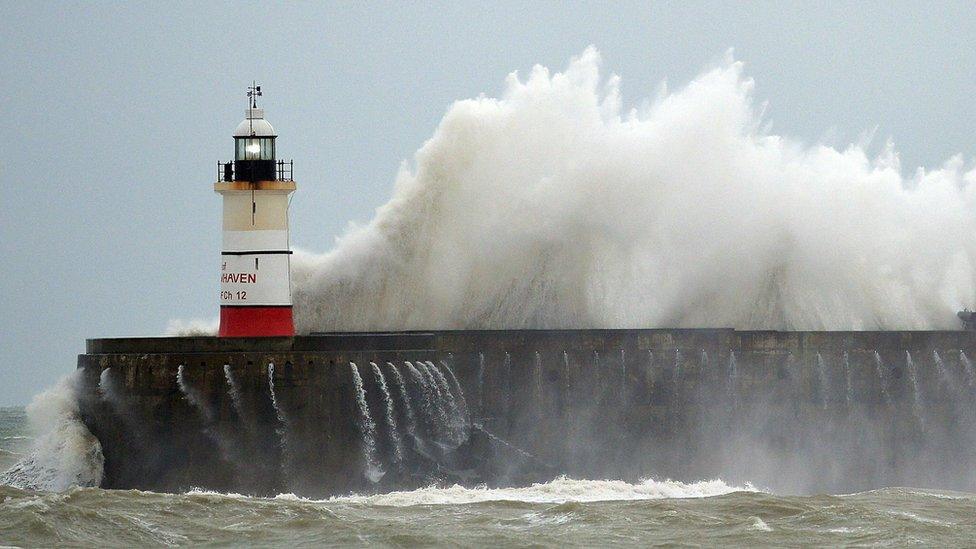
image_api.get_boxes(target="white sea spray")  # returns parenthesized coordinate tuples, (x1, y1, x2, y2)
(292, 47, 976, 333)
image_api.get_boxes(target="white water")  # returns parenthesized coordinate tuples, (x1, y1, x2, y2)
(223, 365, 245, 419)
(962, 351, 976, 388)
(426, 361, 458, 415)
(439, 360, 469, 424)
(412, 361, 446, 433)
(422, 361, 454, 434)
(268, 364, 286, 426)
(176, 365, 213, 424)
(387, 362, 417, 439)
(349, 363, 383, 482)
(179, 365, 237, 463)
(329, 476, 754, 506)
(905, 351, 925, 430)
(405, 361, 436, 432)
(426, 361, 463, 443)
(0, 371, 104, 491)
(370, 362, 403, 465)
(436, 360, 470, 439)
(176, 365, 188, 394)
(291, 47, 976, 334)
(267, 363, 291, 476)
(98, 367, 121, 407)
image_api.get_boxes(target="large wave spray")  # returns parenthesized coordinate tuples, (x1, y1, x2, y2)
(0, 371, 104, 491)
(293, 47, 976, 331)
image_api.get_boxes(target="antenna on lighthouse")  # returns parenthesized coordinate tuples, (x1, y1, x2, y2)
(247, 81, 262, 108)
(246, 82, 262, 136)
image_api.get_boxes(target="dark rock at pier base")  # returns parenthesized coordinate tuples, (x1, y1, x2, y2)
(77, 329, 976, 496)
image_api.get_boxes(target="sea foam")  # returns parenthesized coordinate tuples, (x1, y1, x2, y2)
(325, 476, 753, 506)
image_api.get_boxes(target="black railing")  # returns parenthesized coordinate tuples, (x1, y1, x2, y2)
(277, 159, 293, 181)
(217, 160, 294, 182)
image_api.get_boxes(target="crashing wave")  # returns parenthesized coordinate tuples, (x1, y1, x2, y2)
(292, 47, 976, 332)
(0, 371, 104, 491)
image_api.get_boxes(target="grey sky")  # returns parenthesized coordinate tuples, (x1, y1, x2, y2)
(2, 1, 975, 406)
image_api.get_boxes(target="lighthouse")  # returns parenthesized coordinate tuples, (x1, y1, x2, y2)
(215, 84, 296, 337)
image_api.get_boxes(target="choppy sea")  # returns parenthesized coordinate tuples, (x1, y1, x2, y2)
(2, 406, 976, 547)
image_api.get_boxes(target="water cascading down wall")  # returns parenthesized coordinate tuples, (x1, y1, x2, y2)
(76, 329, 976, 496)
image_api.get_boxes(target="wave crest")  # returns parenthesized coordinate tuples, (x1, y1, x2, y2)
(326, 476, 754, 506)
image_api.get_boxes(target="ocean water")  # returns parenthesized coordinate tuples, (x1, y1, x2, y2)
(0, 408, 29, 473)
(3, 408, 976, 547)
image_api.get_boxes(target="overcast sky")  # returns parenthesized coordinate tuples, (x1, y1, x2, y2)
(2, 1, 975, 406)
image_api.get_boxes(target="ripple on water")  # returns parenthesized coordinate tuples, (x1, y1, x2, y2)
(0, 484, 975, 546)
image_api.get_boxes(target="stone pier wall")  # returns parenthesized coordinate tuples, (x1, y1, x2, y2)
(77, 330, 976, 495)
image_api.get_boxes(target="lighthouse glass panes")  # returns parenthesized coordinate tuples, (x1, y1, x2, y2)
(236, 137, 275, 161)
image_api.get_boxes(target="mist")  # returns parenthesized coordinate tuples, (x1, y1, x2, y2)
(292, 47, 976, 332)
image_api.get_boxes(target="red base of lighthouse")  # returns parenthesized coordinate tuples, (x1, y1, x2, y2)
(219, 306, 295, 337)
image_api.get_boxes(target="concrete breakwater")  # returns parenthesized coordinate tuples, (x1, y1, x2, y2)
(77, 329, 976, 496)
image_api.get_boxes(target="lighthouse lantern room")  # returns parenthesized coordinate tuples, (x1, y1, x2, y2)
(215, 84, 296, 337)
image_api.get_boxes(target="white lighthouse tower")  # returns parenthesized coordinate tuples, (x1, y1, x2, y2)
(215, 84, 296, 337)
